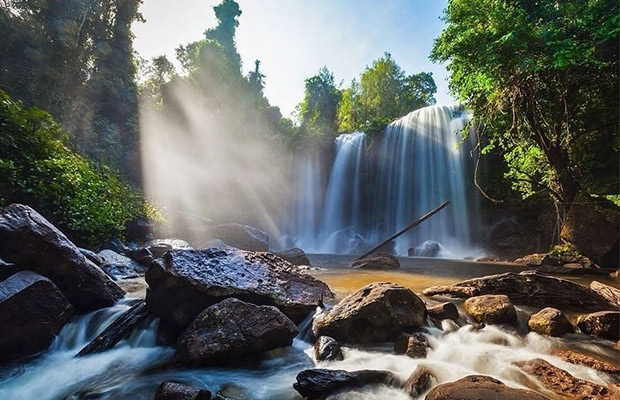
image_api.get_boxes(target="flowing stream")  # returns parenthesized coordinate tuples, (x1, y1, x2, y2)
(1, 257, 617, 400)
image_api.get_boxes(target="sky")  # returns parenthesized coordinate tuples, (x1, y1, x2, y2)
(132, 0, 454, 117)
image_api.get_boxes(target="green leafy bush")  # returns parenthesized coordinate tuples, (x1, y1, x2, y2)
(0, 90, 162, 246)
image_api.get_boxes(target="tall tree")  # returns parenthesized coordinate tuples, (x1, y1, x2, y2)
(298, 67, 341, 138)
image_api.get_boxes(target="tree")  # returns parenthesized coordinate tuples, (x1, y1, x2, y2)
(298, 67, 342, 137)
(432, 0, 619, 215)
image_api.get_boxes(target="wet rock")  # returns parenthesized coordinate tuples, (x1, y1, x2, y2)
(0, 204, 125, 311)
(423, 271, 614, 312)
(176, 298, 298, 366)
(143, 239, 192, 258)
(528, 307, 574, 337)
(213, 384, 249, 400)
(98, 249, 144, 280)
(404, 366, 434, 397)
(100, 238, 132, 255)
(516, 358, 618, 399)
(577, 311, 620, 341)
(193, 223, 269, 251)
(275, 248, 310, 266)
(126, 218, 156, 244)
(425, 375, 549, 400)
(154, 381, 211, 400)
(552, 349, 620, 374)
(79, 248, 104, 266)
(427, 302, 459, 322)
(293, 368, 403, 400)
(314, 336, 344, 361)
(127, 247, 155, 267)
(146, 248, 332, 337)
(0, 257, 18, 281)
(312, 282, 427, 344)
(394, 332, 427, 358)
(463, 295, 517, 325)
(351, 253, 400, 269)
(590, 281, 620, 307)
(0, 271, 75, 364)
(408, 241, 441, 257)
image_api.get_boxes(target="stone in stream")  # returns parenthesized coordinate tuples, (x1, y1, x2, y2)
(314, 336, 344, 361)
(463, 295, 517, 325)
(192, 223, 269, 251)
(528, 307, 574, 337)
(425, 375, 550, 400)
(351, 253, 400, 269)
(98, 249, 144, 280)
(154, 381, 212, 400)
(293, 368, 404, 400)
(394, 332, 427, 358)
(77, 301, 148, 357)
(0, 271, 75, 364)
(0, 204, 125, 311)
(590, 281, 620, 308)
(142, 238, 192, 258)
(423, 271, 615, 312)
(176, 298, 298, 366)
(312, 282, 427, 344)
(577, 311, 620, 341)
(552, 349, 620, 374)
(274, 247, 311, 266)
(427, 301, 459, 322)
(146, 248, 332, 338)
(515, 358, 619, 399)
(404, 366, 434, 397)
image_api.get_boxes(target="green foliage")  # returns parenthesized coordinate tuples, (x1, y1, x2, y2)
(0, 90, 161, 246)
(337, 53, 437, 132)
(297, 67, 342, 139)
(432, 0, 619, 206)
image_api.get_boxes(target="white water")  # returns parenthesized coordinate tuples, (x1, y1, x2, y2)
(1, 297, 616, 400)
(287, 105, 482, 258)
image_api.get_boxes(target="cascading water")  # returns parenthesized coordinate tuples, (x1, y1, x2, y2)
(288, 105, 480, 257)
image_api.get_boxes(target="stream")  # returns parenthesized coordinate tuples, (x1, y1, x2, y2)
(0, 255, 617, 400)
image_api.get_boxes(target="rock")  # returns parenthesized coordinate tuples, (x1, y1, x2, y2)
(213, 384, 248, 400)
(590, 281, 620, 307)
(314, 336, 344, 361)
(154, 381, 211, 400)
(176, 298, 298, 366)
(408, 241, 441, 257)
(561, 200, 620, 269)
(351, 253, 400, 269)
(144, 239, 192, 258)
(274, 248, 310, 266)
(127, 247, 154, 267)
(98, 249, 144, 280)
(146, 248, 332, 337)
(0, 204, 125, 311)
(293, 369, 403, 400)
(516, 358, 618, 399)
(463, 295, 517, 325)
(427, 302, 459, 322)
(79, 248, 104, 266)
(423, 271, 614, 312)
(528, 307, 574, 337)
(0, 257, 18, 281)
(100, 238, 132, 255)
(611, 270, 619, 280)
(552, 349, 620, 374)
(425, 375, 549, 400)
(77, 301, 149, 356)
(577, 311, 620, 341)
(394, 332, 427, 358)
(404, 366, 434, 397)
(0, 271, 75, 364)
(514, 253, 547, 266)
(193, 223, 269, 251)
(126, 218, 156, 244)
(312, 282, 426, 344)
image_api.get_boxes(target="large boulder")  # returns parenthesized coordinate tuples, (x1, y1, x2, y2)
(425, 375, 549, 400)
(464, 295, 517, 325)
(312, 282, 427, 344)
(590, 281, 620, 307)
(176, 298, 298, 366)
(0, 204, 125, 311)
(146, 248, 332, 336)
(98, 249, 144, 280)
(423, 271, 614, 312)
(193, 223, 269, 251)
(577, 311, 620, 341)
(516, 358, 619, 399)
(528, 307, 574, 337)
(314, 336, 344, 361)
(0, 271, 75, 364)
(351, 253, 400, 269)
(293, 369, 404, 400)
(275, 248, 311, 266)
(552, 349, 620, 374)
(154, 381, 211, 400)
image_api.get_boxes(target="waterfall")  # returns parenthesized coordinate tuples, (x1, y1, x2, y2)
(288, 105, 480, 257)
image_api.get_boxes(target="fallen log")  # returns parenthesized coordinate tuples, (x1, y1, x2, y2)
(77, 301, 148, 357)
